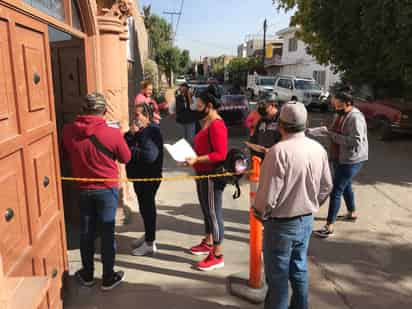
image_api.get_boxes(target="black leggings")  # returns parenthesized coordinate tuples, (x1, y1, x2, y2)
(196, 178, 225, 245)
(133, 181, 161, 242)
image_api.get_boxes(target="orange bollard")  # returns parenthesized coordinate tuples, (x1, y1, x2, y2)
(249, 156, 263, 289)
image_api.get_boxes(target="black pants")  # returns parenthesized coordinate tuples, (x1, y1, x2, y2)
(196, 178, 225, 245)
(133, 181, 161, 242)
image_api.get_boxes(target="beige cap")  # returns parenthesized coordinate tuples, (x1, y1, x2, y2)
(280, 101, 307, 130)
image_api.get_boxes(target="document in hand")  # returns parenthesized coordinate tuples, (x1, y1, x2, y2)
(164, 139, 197, 162)
(306, 126, 329, 137)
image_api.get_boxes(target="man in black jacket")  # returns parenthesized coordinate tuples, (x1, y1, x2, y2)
(175, 83, 201, 144)
(246, 99, 281, 160)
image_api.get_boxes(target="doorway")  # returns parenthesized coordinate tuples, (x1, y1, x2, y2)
(48, 26, 87, 227)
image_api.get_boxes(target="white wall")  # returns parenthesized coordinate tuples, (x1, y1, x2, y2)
(279, 31, 340, 90)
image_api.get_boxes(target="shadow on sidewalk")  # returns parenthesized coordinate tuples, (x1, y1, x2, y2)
(116, 205, 250, 245)
(309, 234, 412, 308)
(64, 278, 246, 309)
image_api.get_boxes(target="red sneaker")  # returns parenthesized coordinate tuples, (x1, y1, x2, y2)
(190, 240, 213, 256)
(197, 252, 224, 271)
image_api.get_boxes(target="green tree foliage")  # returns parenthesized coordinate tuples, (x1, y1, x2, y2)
(273, 0, 412, 97)
(143, 5, 173, 60)
(143, 6, 191, 84)
(227, 57, 264, 84)
(157, 46, 181, 84)
(178, 50, 191, 75)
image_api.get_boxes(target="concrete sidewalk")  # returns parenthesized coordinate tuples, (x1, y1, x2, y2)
(64, 165, 347, 308)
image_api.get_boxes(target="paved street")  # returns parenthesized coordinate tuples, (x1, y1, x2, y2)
(64, 112, 412, 309)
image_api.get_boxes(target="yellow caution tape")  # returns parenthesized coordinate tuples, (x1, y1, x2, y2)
(60, 171, 251, 183)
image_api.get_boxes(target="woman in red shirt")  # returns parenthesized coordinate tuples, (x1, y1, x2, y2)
(185, 85, 228, 271)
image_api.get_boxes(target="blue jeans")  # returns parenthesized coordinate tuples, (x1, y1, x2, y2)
(264, 215, 313, 309)
(327, 162, 363, 224)
(79, 188, 118, 281)
(182, 122, 197, 145)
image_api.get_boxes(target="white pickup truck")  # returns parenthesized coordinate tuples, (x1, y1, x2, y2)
(247, 74, 277, 99)
(273, 75, 329, 111)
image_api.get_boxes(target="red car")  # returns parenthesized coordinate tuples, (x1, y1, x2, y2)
(355, 98, 412, 140)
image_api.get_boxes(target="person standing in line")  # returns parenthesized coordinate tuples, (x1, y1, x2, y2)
(313, 88, 368, 238)
(254, 102, 333, 309)
(124, 103, 164, 256)
(185, 85, 228, 271)
(246, 99, 281, 160)
(135, 80, 161, 124)
(175, 83, 201, 144)
(62, 92, 131, 291)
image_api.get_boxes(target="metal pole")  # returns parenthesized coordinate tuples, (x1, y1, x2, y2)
(263, 19, 267, 68)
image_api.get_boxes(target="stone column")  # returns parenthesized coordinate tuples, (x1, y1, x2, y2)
(96, 16, 124, 123)
(97, 1, 133, 224)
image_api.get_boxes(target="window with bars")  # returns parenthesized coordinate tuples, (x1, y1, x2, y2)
(313, 70, 326, 87)
(288, 38, 298, 52)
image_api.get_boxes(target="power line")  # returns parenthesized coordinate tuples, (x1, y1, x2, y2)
(163, 10, 181, 44)
(175, 0, 184, 39)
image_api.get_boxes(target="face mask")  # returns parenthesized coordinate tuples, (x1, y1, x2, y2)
(335, 109, 347, 116)
(199, 106, 209, 119)
(257, 106, 268, 117)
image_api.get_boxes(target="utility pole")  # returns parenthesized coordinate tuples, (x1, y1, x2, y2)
(263, 18, 268, 67)
(163, 11, 182, 45)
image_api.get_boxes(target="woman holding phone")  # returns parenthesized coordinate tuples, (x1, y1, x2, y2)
(185, 85, 228, 271)
(124, 103, 164, 256)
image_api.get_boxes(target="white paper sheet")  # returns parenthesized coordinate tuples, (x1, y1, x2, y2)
(164, 139, 197, 162)
(306, 126, 329, 137)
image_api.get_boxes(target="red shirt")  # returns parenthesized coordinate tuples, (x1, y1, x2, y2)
(62, 115, 131, 189)
(193, 119, 228, 173)
(329, 115, 346, 161)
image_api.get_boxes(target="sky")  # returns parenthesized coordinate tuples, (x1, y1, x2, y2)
(139, 0, 293, 60)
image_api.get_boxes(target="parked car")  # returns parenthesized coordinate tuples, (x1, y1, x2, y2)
(355, 98, 412, 140)
(175, 75, 187, 85)
(273, 75, 329, 112)
(247, 74, 277, 99)
(189, 84, 225, 98)
(219, 95, 250, 127)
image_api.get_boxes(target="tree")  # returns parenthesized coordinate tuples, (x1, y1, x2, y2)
(227, 57, 265, 85)
(273, 0, 412, 97)
(157, 46, 181, 86)
(143, 5, 173, 61)
(143, 6, 191, 84)
(178, 50, 191, 75)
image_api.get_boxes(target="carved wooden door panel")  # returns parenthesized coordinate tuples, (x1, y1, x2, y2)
(0, 5, 67, 309)
(51, 39, 87, 225)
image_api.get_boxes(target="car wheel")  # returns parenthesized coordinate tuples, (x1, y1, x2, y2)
(377, 118, 393, 141)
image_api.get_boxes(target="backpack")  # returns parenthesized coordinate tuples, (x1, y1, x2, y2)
(208, 128, 249, 199)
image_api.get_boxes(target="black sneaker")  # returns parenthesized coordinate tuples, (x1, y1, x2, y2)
(314, 226, 334, 238)
(101, 271, 125, 291)
(75, 269, 95, 287)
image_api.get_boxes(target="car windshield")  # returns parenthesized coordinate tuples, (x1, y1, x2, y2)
(260, 78, 275, 86)
(294, 80, 321, 90)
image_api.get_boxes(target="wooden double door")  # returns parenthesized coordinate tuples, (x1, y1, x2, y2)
(0, 5, 68, 309)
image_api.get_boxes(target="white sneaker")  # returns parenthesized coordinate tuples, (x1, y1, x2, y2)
(131, 242, 157, 256)
(130, 235, 145, 248)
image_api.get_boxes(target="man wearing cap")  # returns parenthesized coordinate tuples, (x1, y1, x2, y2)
(175, 83, 201, 144)
(253, 102, 333, 309)
(62, 92, 131, 291)
(246, 99, 281, 160)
